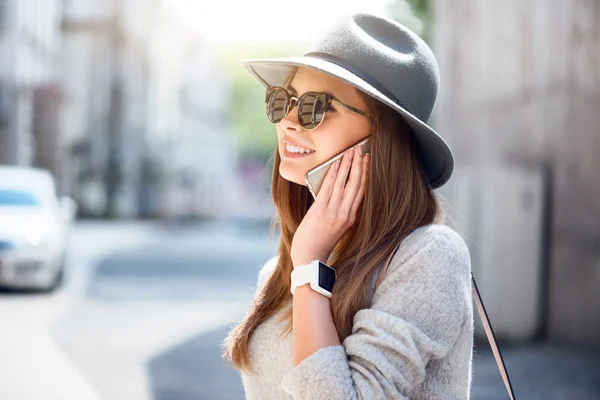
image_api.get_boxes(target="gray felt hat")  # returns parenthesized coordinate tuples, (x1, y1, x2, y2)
(242, 12, 454, 189)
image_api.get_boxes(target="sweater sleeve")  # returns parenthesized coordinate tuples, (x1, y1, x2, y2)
(280, 225, 472, 400)
(255, 255, 280, 298)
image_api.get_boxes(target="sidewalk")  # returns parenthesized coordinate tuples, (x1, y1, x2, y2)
(472, 341, 600, 399)
(0, 297, 105, 400)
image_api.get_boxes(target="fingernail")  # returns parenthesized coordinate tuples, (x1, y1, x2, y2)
(359, 144, 363, 155)
(349, 148, 354, 159)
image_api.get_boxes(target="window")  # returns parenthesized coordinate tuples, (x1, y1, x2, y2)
(0, 189, 41, 206)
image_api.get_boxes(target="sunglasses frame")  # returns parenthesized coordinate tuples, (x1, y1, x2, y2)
(265, 86, 371, 130)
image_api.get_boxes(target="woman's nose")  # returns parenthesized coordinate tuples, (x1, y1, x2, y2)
(279, 101, 303, 132)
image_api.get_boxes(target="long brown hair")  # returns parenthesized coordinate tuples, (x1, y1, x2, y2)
(222, 89, 444, 374)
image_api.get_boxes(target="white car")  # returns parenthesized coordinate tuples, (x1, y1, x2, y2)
(0, 166, 76, 292)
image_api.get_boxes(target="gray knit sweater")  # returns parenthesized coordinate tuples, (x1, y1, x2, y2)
(240, 224, 474, 399)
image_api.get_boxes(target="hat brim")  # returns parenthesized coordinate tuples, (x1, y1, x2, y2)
(242, 56, 454, 189)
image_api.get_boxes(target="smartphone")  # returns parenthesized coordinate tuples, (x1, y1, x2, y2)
(304, 136, 371, 200)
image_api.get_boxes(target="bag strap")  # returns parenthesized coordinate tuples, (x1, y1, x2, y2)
(471, 274, 516, 399)
(374, 243, 516, 399)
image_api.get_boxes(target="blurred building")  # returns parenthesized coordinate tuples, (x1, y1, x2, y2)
(433, 0, 600, 348)
(170, 40, 236, 219)
(60, 0, 234, 219)
(0, 0, 63, 187)
(61, 0, 156, 218)
(144, 7, 236, 221)
(61, 0, 118, 216)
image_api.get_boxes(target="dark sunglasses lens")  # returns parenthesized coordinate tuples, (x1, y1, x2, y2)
(298, 94, 327, 129)
(266, 89, 288, 123)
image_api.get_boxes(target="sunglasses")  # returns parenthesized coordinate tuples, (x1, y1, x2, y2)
(265, 86, 371, 130)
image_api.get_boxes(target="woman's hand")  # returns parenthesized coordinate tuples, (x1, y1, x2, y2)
(291, 143, 371, 268)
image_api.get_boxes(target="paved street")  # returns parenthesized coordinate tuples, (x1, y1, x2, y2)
(0, 220, 274, 400)
(0, 220, 599, 400)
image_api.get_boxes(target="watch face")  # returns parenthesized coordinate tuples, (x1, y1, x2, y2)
(318, 262, 336, 293)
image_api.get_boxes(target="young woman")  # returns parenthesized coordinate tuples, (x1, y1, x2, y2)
(223, 12, 473, 400)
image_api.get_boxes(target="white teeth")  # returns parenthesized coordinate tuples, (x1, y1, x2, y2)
(286, 143, 314, 154)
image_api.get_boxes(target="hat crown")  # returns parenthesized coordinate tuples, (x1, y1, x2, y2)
(304, 13, 440, 123)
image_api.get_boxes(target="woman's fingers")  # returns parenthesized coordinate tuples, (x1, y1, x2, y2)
(314, 158, 340, 205)
(341, 144, 364, 208)
(313, 144, 370, 226)
(350, 151, 369, 217)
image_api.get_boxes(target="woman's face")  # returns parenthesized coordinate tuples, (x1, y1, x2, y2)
(275, 67, 372, 186)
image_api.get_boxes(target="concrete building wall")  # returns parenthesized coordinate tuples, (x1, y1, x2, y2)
(433, 0, 600, 347)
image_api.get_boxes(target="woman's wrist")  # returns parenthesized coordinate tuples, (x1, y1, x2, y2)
(292, 254, 330, 269)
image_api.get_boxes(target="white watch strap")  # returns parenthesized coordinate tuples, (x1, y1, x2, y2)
(290, 261, 317, 295)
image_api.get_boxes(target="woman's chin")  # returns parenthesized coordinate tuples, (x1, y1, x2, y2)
(279, 165, 308, 187)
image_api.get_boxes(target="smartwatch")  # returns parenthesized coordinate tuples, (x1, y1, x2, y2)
(290, 260, 337, 298)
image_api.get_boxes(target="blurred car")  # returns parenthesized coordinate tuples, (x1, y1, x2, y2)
(0, 166, 77, 292)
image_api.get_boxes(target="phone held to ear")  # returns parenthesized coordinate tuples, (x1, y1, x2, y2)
(304, 136, 371, 200)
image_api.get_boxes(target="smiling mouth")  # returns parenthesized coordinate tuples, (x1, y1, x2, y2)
(282, 139, 316, 154)
(283, 146, 315, 159)
(283, 146, 315, 158)
(284, 141, 315, 152)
